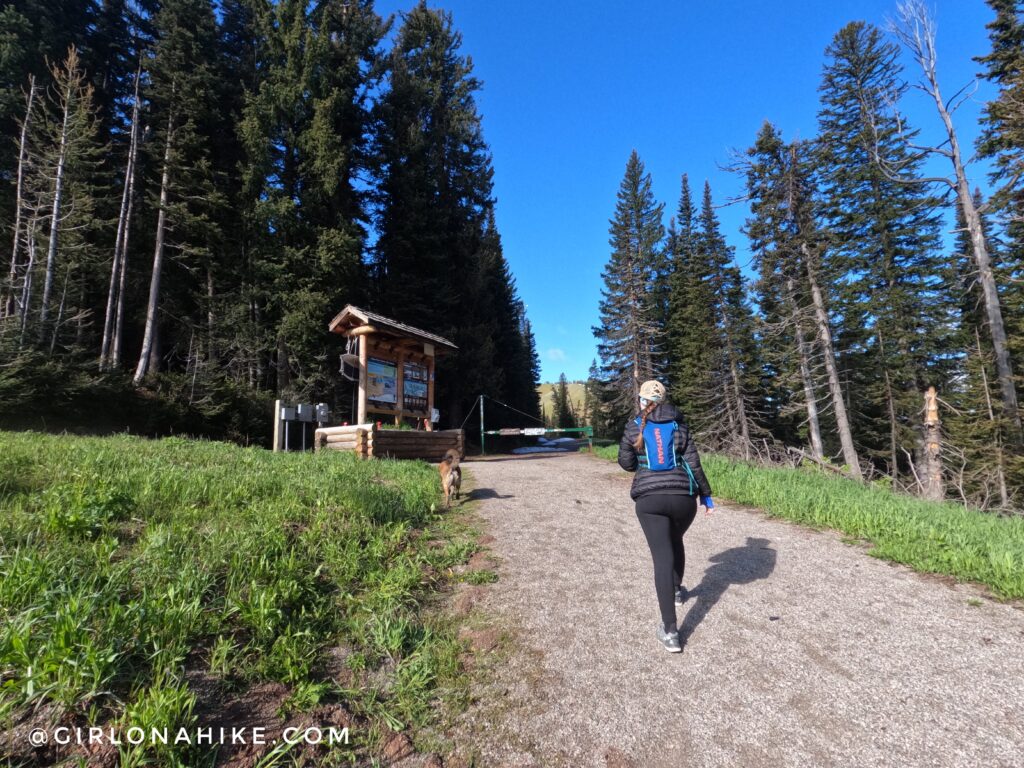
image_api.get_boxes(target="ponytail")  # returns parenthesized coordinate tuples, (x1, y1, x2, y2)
(633, 401, 657, 452)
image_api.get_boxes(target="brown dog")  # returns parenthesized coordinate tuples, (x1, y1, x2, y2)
(439, 448, 462, 508)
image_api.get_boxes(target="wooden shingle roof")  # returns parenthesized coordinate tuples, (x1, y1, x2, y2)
(327, 305, 457, 351)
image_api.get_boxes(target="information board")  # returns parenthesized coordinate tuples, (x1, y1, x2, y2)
(367, 358, 397, 404)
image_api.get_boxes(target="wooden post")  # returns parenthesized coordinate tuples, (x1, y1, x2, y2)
(923, 386, 943, 501)
(273, 399, 282, 452)
(357, 334, 368, 425)
(426, 353, 435, 427)
(395, 349, 406, 426)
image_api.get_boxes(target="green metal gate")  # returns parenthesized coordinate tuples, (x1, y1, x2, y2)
(471, 394, 593, 454)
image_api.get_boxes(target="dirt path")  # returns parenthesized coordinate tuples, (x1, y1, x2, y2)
(448, 453, 1024, 768)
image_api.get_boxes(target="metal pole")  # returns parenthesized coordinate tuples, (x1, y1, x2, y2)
(479, 395, 485, 456)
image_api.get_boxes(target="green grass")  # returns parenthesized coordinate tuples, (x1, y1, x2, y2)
(594, 446, 1024, 599)
(0, 431, 479, 765)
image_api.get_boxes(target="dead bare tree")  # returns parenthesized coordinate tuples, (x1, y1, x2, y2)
(20, 47, 102, 352)
(800, 241, 863, 480)
(786, 276, 826, 462)
(889, 0, 1022, 442)
(776, 138, 861, 479)
(727, 145, 826, 464)
(721, 316, 752, 460)
(18, 217, 39, 346)
(100, 65, 142, 370)
(134, 107, 174, 385)
(38, 51, 82, 335)
(4, 77, 37, 321)
(973, 325, 1010, 507)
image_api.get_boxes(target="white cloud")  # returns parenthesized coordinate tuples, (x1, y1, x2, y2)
(546, 348, 567, 362)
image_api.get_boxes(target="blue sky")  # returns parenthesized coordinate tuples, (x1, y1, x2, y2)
(375, 0, 999, 382)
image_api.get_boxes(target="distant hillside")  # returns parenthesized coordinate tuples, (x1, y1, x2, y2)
(537, 381, 587, 424)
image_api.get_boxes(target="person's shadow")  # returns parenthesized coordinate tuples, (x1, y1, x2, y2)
(465, 488, 515, 500)
(678, 537, 777, 645)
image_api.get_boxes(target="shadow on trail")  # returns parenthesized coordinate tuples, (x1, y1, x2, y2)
(466, 488, 515, 500)
(464, 452, 577, 463)
(679, 537, 777, 644)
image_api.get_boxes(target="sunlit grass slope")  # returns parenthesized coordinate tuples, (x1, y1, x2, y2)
(0, 432, 477, 765)
(594, 445, 1024, 599)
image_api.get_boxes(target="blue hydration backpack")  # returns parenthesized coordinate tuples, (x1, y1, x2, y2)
(637, 418, 677, 471)
(635, 417, 698, 493)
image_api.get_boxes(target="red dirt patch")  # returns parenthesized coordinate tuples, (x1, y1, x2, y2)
(382, 731, 414, 762)
(452, 585, 487, 616)
(458, 627, 501, 653)
(604, 745, 637, 767)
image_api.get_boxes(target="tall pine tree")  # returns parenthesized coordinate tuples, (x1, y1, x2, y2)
(594, 150, 664, 424)
(976, 0, 1024, 414)
(134, 0, 224, 384)
(816, 21, 949, 482)
(665, 174, 715, 418)
(945, 191, 1022, 508)
(373, 1, 526, 427)
(744, 123, 816, 453)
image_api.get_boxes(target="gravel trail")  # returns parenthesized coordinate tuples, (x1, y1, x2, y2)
(449, 452, 1024, 768)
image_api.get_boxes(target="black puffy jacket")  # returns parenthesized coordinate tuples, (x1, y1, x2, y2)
(618, 402, 713, 500)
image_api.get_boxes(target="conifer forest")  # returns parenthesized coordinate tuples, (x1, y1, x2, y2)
(591, 1, 1024, 512)
(2, 0, 1024, 512)
(0, 0, 542, 439)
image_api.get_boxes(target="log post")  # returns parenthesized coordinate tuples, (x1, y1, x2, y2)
(357, 334, 368, 425)
(922, 386, 944, 501)
(395, 349, 406, 426)
(273, 399, 282, 452)
(426, 352, 435, 427)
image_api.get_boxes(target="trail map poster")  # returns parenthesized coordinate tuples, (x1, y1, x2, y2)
(403, 362, 428, 412)
(405, 380, 427, 398)
(368, 358, 397, 404)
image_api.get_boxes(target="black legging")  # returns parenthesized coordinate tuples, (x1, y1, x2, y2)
(635, 493, 698, 633)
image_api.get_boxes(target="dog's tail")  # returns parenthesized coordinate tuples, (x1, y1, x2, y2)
(443, 448, 461, 469)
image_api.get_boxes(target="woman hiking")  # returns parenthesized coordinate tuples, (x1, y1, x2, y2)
(618, 380, 714, 653)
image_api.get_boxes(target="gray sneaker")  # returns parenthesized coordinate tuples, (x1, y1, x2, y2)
(655, 624, 682, 653)
(674, 586, 687, 606)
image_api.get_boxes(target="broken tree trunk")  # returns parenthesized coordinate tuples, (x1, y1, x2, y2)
(894, 0, 1022, 442)
(921, 386, 944, 501)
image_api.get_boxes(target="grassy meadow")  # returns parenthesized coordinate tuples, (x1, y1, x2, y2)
(0, 432, 481, 766)
(594, 445, 1024, 599)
